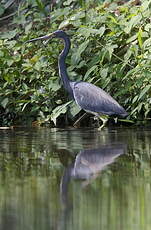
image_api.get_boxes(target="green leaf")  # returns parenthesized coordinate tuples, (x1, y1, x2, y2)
(137, 27, 143, 48)
(4, 74, 13, 83)
(1, 98, 9, 108)
(71, 40, 89, 65)
(63, 0, 74, 6)
(141, 0, 150, 11)
(69, 101, 81, 117)
(0, 50, 4, 57)
(99, 26, 106, 37)
(22, 102, 30, 112)
(143, 37, 151, 49)
(48, 80, 61, 92)
(78, 26, 105, 38)
(4, 0, 15, 10)
(108, 15, 118, 24)
(124, 14, 142, 34)
(0, 29, 18, 39)
(118, 119, 134, 123)
(51, 101, 72, 125)
(138, 85, 151, 100)
(132, 95, 138, 104)
(124, 49, 132, 60)
(78, 40, 89, 54)
(100, 68, 108, 78)
(35, 0, 46, 14)
(126, 34, 137, 44)
(106, 44, 118, 60)
(59, 20, 70, 29)
(144, 23, 151, 32)
(84, 65, 97, 80)
(25, 22, 33, 34)
(70, 11, 85, 21)
(0, 4, 5, 16)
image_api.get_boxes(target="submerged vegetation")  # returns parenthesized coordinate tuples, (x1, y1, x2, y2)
(0, 0, 151, 127)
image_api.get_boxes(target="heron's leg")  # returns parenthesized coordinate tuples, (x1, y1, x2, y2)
(73, 113, 88, 128)
(114, 117, 118, 124)
(98, 115, 109, 130)
(93, 116, 100, 127)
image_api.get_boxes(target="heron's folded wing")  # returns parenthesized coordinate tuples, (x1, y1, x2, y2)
(73, 82, 127, 116)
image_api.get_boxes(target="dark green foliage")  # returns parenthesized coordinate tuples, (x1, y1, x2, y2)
(0, 0, 151, 126)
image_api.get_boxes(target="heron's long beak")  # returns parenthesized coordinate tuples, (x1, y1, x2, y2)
(25, 33, 54, 43)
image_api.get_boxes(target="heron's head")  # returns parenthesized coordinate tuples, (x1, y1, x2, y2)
(51, 30, 67, 39)
(26, 30, 68, 43)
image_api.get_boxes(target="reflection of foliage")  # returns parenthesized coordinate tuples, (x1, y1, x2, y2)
(0, 0, 151, 126)
(0, 127, 150, 230)
(0, 151, 62, 177)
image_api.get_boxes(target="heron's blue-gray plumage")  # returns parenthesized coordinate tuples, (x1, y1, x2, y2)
(58, 32, 74, 98)
(72, 144, 126, 179)
(71, 81, 127, 117)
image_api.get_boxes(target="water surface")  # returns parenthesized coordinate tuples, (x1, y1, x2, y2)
(0, 127, 151, 230)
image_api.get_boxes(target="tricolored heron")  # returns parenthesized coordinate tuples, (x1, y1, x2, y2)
(26, 30, 127, 128)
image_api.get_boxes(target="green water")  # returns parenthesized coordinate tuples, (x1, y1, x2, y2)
(0, 127, 151, 230)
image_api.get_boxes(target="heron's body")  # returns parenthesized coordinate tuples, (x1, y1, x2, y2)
(70, 81, 126, 117)
(27, 30, 127, 127)
(56, 30, 127, 119)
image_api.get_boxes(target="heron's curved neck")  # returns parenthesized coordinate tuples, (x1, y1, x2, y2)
(58, 35, 72, 94)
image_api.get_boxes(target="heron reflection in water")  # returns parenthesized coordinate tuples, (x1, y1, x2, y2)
(26, 30, 127, 128)
(59, 143, 127, 206)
